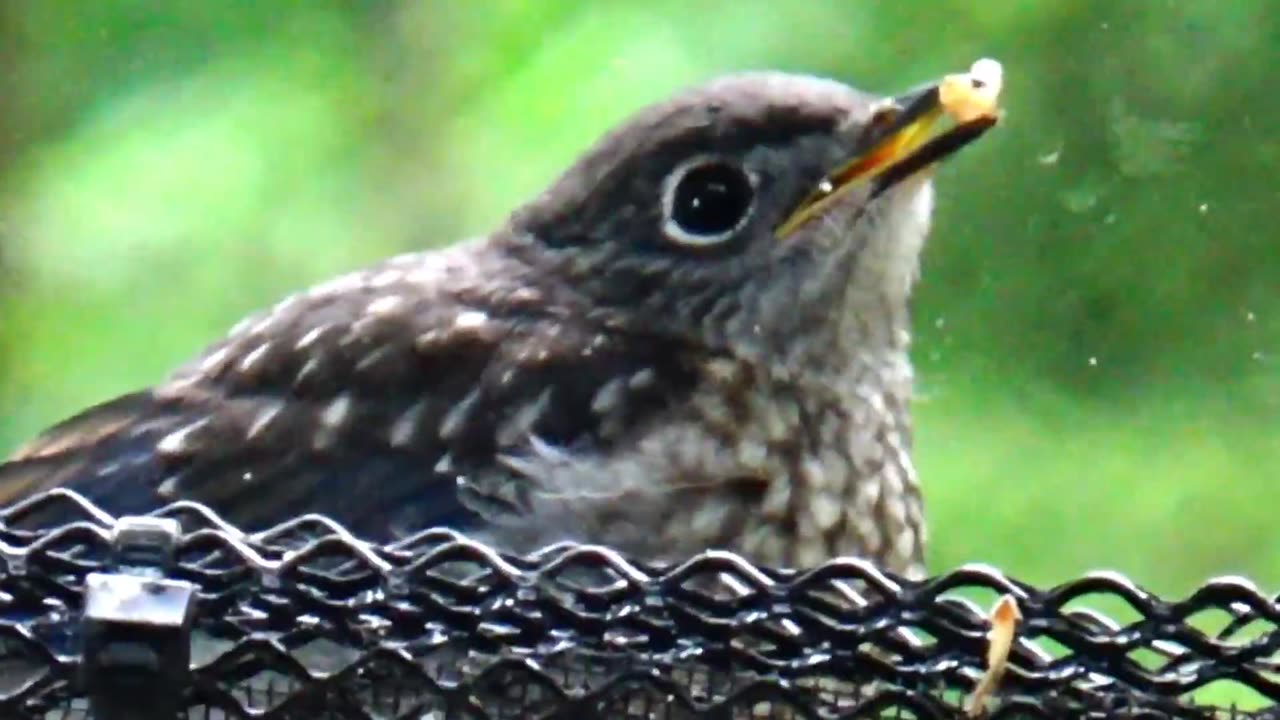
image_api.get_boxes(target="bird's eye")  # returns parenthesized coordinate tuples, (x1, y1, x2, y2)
(661, 158, 756, 246)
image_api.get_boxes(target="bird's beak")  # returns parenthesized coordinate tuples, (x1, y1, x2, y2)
(777, 58, 1005, 239)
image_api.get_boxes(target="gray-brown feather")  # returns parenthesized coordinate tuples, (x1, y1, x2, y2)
(4, 242, 708, 542)
(0, 71, 939, 577)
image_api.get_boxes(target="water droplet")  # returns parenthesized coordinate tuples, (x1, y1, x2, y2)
(818, 179, 835, 194)
(1246, 311, 1256, 322)
(1198, 203, 1209, 214)
(1088, 356, 1098, 367)
(934, 317, 946, 329)
(1252, 351, 1265, 361)
(1037, 146, 1062, 166)
(1060, 185, 1100, 213)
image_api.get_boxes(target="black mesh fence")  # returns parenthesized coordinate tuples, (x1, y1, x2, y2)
(0, 489, 1274, 719)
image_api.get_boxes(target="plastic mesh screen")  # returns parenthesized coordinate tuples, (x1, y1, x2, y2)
(0, 489, 1274, 719)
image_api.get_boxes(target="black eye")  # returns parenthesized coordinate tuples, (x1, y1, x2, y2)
(662, 158, 756, 246)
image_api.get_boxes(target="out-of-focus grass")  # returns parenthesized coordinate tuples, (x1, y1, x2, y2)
(918, 383, 1278, 710)
(920, 379, 1279, 591)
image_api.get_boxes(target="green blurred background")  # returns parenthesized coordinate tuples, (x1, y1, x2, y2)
(0, 1, 1277, 601)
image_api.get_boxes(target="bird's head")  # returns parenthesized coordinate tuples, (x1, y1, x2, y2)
(504, 62, 1003, 374)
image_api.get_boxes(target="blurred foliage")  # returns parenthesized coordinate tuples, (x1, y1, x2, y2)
(1, 0, 1278, 610)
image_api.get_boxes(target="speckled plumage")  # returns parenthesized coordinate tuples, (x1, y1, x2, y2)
(0, 71, 992, 578)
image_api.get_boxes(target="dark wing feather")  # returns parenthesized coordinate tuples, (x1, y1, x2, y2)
(1, 391, 194, 514)
(0, 246, 700, 542)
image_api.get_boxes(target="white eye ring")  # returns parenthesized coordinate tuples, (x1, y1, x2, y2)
(660, 155, 758, 247)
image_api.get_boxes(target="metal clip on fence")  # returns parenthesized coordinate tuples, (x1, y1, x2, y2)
(80, 516, 195, 720)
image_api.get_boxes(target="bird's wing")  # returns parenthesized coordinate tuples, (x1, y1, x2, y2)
(0, 247, 699, 540)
